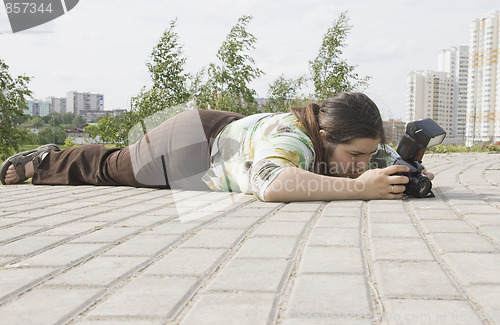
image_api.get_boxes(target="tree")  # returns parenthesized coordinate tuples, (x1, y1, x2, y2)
(309, 11, 370, 101)
(37, 126, 67, 145)
(72, 114, 85, 128)
(195, 15, 263, 115)
(262, 75, 307, 113)
(0, 59, 32, 160)
(89, 19, 193, 145)
(132, 19, 191, 119)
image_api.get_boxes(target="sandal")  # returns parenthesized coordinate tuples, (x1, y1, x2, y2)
(0, 144, 60, 185)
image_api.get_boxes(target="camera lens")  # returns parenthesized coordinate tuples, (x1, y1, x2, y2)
(406, 174, 432, 198)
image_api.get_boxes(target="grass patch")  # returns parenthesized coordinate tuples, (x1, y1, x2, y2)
(427, 144, 500, 153)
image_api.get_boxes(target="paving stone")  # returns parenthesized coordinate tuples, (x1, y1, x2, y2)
(252, 221, 307, 237)
(101, 234, 179, 256)
(369, 222, 421, 238)
(368, 212, 413, 223)
(0, 235, 68, 256)
(479, 225, 500, 243)
(284, 274, 371, 318)
(70, 227, 142, 243)
(0, 268, 56, 300)
(442, 253, 500, 285)
(298, 246, 363, 274)
(0, 286, 99, 325)
(412, 209, 460, 220)
(88, 276, 198, 318)
(143, 248, 226, 276)
(420, 220, 477, 233)
(206, 217, 260, 229)
(235, 237, 297, 259)
(18, 243, 106, 267)
(382, 299, 484, 325)
(307, 227, 360, 246)
(467, 284, 500, 323)
(373, 261, 461, 298)
(179, 229, 244, 248)
(180, 292, 276, 325)
(315, 216, 360, 228)
(430, 233, 497, 253)
(453, 204, 499, 215)
(45, 256, 147, 286)
(466, 213, 500, 226)
(268, 211, 315, 222)
(371, 237, 434, 260)
(321, 207, 362, 217)
(205, 258, 289, 292)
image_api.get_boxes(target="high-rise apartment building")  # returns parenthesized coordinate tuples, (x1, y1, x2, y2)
(66, 91, 104, 121)
(438, 46, 469, 141)
(47, 97, 67, 114)
(466, 10, 500, 145)
(407, 70, 454, 142)
(26, 99, 51, 117)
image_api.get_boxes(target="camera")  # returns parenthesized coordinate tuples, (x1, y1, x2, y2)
(393, 118, 446, 198)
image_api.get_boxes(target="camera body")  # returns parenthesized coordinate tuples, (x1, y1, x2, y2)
(393, 118, 446, 198)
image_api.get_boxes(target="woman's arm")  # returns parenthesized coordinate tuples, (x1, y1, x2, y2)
(263, 165, 410, 202)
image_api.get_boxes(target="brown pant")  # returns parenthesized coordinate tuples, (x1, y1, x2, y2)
(32, 110, 244, 190)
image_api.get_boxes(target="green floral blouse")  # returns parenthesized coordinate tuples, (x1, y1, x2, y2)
(202, 113, 315, 200)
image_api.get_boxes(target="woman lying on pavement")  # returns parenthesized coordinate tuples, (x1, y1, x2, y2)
(1, 92, 434, 201)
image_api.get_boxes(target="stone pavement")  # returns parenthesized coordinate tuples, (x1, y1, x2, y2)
(0, 152, 499, 325)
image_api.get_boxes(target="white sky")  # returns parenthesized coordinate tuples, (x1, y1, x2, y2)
(0, 0, 498, 121)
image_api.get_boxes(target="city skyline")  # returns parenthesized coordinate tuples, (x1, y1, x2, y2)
(0, 0, 499, 121)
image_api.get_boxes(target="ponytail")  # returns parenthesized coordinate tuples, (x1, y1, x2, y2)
(290, 103, 326, 174)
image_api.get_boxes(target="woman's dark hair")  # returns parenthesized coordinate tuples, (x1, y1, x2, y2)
(290, 92, 385, 174)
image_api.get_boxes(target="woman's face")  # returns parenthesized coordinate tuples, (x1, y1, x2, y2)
(320, 131, 380, 178)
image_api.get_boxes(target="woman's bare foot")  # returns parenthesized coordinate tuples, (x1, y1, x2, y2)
(3, 161, 34, 184)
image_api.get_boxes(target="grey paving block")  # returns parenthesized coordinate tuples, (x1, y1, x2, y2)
(315, 216, 360, 228)
(382, 299, 484, 325)
(297, 246, 363, 274)
(370, 237, 435, 261)
(18, 243, 106, 267)
(101, 234, 179, 256)
(373, 261, 461, 298)
(369, 222, 421, 238)
(180, 292, 276, 325)
(430, 233, 497, 253)
(45, 256, 147, 286)
(468, 284, 500, 323)
(420, 220, 476, 233)
(88, 275, 198, 318)
(252, 221, 307, 237)
(466, 213, 500, 226)
(0, 234, 67, 256)
(442, 253, 500, 285)
(307, 227, 360, 246)
(0, 286, 99, 325)
(143, 247, 226, 276)
(205, 258, 289, 292)
(235, 237, 297, 259)
(179, 229, 244, 248)
(284, 274, 371, 319)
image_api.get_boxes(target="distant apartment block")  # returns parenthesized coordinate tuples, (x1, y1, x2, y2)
(26, 99, 51, 117)
(47, 96, 67, 114)
(67, 91, 104, 121)
(438, 46, 469, 142)
(383, 119, 406, 145)
(407, 70, 456, 143)
(466, 10, 500, 145)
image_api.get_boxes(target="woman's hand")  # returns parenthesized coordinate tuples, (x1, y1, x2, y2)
(354, 165, 410, 200)
(422, 168, 435, 180)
